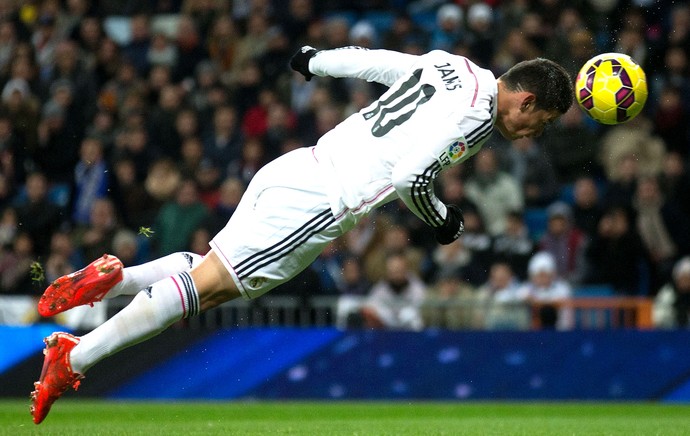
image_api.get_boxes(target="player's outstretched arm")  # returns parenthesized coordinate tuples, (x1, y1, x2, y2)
(290, 46, 418, 87)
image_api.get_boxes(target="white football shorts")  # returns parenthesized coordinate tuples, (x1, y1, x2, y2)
(210, 147, 356, 299)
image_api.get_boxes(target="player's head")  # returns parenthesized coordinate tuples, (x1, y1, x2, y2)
(495, 58, 573, 140)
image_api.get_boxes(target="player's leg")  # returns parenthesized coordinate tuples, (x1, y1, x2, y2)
(30, 250, 237, 424)
(38, 252, 204, 317)
(109, 252, 203, 298)
(69, 250, 236, 374)
(30, 147, 346, 424)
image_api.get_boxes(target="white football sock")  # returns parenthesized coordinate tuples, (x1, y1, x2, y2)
(106, 252, 202, 298)
(70, 272, 200, 374)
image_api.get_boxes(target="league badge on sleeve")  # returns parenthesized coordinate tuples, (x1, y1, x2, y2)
(439, 139, 467, 167)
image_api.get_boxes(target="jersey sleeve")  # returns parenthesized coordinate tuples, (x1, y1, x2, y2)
(309, 47, 419, 87)
(390, 101, 495, 229)
(390, 121, 461, 229)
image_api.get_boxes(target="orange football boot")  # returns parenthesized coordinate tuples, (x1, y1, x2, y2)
(38, 254, 123, 317)
(30, 332, 83, 424)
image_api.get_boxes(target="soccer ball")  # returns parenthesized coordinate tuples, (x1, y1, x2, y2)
(575, 53, 648, 125)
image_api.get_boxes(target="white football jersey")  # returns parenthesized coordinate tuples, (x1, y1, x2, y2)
(310, 47, 498, 229)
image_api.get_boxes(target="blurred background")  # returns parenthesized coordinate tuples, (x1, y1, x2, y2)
(1, 0, 690, 402)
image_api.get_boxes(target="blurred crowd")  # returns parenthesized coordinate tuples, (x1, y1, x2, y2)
(0, 0, 689, 329)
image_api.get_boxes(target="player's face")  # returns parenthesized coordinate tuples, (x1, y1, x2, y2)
(496, 105, 561, 140)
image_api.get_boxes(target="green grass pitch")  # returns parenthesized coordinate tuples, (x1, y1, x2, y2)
(1, 400, 689, 435)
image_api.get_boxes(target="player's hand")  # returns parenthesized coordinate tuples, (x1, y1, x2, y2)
(290, 46, 320, 81)
(433, 204, 465, 245)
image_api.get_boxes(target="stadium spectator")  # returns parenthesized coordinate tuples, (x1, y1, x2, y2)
(34, 99, 79, 184)
(584, 205, 646, 295)
(148, 83, 184, 159)
(339, 255, 370, 297)
(504, 136, 559, 207)
(544, 8, 590, 77)
(310, 240, 347, 296)
(492, 28, 540, 77)
(280, 0, 314, 45)
(423, 269, 481, 330)
(121, 14, 151, 77)
(92, 37, 121, 89)
(465, 3, 495, 68)
(229, 12, 271, 84)
(430, 3, 464, 52)
(0, 206, 17, 248)
(14, 171, 64, 258)
(111, 156, 157, 230)
(540, 103, 600, 184)
(263, 99, 298, 159)
(652, 84, 689, 157)
(178, 135, 204, 180)
(491, 210, 535, 281)
(599, 118, 666, 208)
(570, 176, 604, 239)
(70, 15, 103, 70)
(539, 201, 588, 285)
(31, 13, 61, 74)
(231, 56, 266, 117)
(322, 16, 350, 50)
(85, 109, 116, 153)
(0, 81, 34, 183)
(633, 175, 690, 291)
(363, 223, 426, 285)
(465, 148, 524, 236)
(225, 136, 267, 186)
(41, 231, 78, 284)
(360, 252, 427, 331)
(664, 4, 690, 51)
(517, 251, 573, 330)
(381, 12, 428, 53)
(2, 65, 41, 155)
(111, 228, 144, 268)
(480, 261, 529, 330)
(147, 32, 177, 70)
(653, 256, 690, 329)
(0, 19, 19, 73)
(72, 197, 120, 263)
(352, 19, 379, 48)
(445, 208, 493, 286)
(172, 15, 208, 82)
(202, 176, 244, 234)
(205, 14, 238, 76)
(71, 135, 111, 226)
(43, 39, 97, 128)
(151, 177, 208, 257)
(0, 231, 36, 295)
(437, 165, 478, 216)
(518, 11, 549, 54)
(171, 98, 201, 146)
(600, 151, 640, 210)
(659, 151, 690, 219)
(202, 104, 243, 177)
(613, 26, 649, 73)
(147, 62, 174, 101)
(241, 87, 279, 138)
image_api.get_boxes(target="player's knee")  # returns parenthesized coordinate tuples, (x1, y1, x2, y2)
(189, 251, 241, 311)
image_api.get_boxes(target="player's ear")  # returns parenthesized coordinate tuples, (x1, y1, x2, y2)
(520, 94, 536, 112)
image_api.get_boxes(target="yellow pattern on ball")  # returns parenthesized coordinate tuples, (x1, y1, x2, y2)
(575, 52, 648, 125)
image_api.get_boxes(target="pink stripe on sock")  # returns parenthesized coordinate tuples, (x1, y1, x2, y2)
(170, 275, 187, 318)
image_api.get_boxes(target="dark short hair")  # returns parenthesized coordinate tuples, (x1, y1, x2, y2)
(499, 58, 573, 114)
